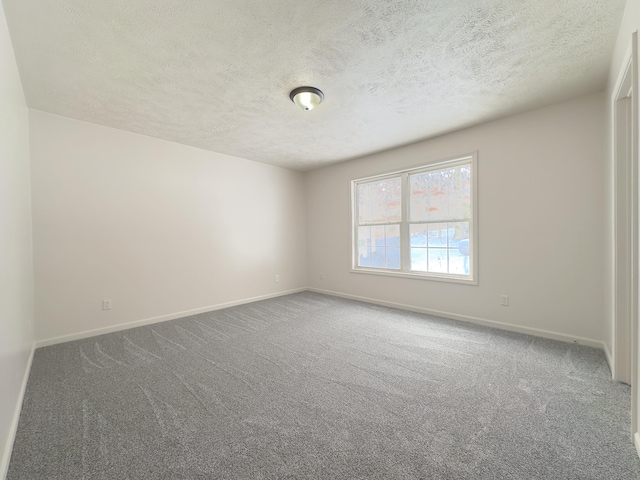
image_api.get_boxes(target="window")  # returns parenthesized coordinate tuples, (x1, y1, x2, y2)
(351, 153, 477, 284)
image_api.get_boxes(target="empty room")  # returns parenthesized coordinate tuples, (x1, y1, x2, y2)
(3, 0, 640, 478)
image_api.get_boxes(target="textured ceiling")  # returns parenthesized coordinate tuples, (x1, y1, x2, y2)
(3, 0, 627, 170)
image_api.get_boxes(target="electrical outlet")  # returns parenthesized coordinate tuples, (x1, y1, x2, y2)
(275, 275, 280, 282)
(102, 299, 112, 310)
(501, 295, 509, 306)
(319, 273, 324, 280)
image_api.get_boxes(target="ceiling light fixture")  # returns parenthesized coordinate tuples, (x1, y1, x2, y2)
(290, 86, 324, 111)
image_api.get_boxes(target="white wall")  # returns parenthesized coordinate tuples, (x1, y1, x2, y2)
(30, 110, 307, 343)
(307, 92, 605, 344)
(0, 2, 34, 477)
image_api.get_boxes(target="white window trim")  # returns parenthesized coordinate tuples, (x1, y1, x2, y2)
(350, 152, 478, 285)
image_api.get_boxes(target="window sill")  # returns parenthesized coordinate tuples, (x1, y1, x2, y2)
(349, 267, 478, 285)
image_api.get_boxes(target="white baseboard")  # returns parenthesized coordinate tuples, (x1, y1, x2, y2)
(1, 343, 35, 480)
(35, 285, 608, 351)
(634, 432, 640, 460)
(603, 342, 615, 378)
(35, 286, 607, 352)
(35, 288, 307, 348)
(308, 287, 605, 350)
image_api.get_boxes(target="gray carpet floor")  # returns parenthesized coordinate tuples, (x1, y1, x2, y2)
(7, 292, 640, 479)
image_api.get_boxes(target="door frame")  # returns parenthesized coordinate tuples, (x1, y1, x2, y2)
(612, 30, 640, 451)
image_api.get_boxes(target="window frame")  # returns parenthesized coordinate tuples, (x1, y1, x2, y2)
(350, 152, 478, 285)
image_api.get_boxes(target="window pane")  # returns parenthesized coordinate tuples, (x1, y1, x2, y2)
(385, 247, 401, 269)
(427, 223, 448, 247)
(454, 166, 472, 219)
(448, 248, 468, 275)
(409, 164, 471, 222)
(370, 249, 385, 268)
(357, 224, 402, 270)
(357, 246, 371, 267)
(428, 248, 448, 273)
(410, 224, 427, 246)
(386, 224, 400, 246)
(448, 222, 470, 247)
(371, 225, 385, 249)
(449, 222, 469, 250)
(357, 227, 371, 267)
(357, 183, 373, 224)
(358, 177, 401, 224)
(369, 225, 385, 268)
(410, 248, 427, 271)
(449, 221, 470, 275)
(357, 226, 371, 248)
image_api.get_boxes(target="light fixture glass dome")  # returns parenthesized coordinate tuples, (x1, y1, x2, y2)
(290, 86, 324, 111)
